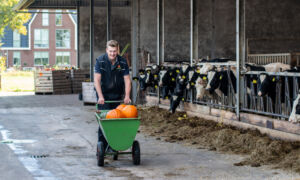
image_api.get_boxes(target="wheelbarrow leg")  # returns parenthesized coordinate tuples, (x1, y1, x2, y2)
(113, 152, 118, 160)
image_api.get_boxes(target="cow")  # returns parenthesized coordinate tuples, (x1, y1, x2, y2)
(186, 66, 200, 90)
(170, 64, 192, 113)
(159, 66, 178, 99)
(193, 63, 215, 100)
(257, 63, 292, 113)
(149, 64, 161, 90)
(206, 68, 237, 98)
(132, 67, 154, 91)
(199, 58, 232, 63)
(289, 92, 300, 123)
(245, 63, 266, 71)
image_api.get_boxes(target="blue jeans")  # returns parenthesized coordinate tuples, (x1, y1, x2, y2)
(97, 102, 120, 150)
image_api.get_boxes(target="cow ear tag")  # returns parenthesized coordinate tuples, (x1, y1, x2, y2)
(203, 76, 207, 80)
(191, 82, 195, 86)
(252, 79, 257, 84)
(272, 77, 276, 82)
(182, 75, 186, 79)
(165, 96, 169, 99)
(155, 85, 158, 89)
(172, 78, 175, 81)
(196, 70, 200, 73)
(154, 74, 158, 78)
(219, 76, 223, 80)
(182, 97, 185, 101)
(176, 70, 180, 73)
(169, 72, 173, 75)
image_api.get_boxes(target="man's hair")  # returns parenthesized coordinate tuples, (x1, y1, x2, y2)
(106, 40, 119, 48)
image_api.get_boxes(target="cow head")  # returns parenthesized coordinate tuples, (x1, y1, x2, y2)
(206, 70, 221, 94)
(193, 64, 214, 100)
(137, 69, 147, 91)
(145, 66, 154, 86)
(173, 65, 191, 95)
(257, 73, 277, 97)
(187, 66, 198, 90)
(151, 65, 161, 89)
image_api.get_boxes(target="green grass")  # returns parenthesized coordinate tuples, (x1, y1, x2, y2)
(1, 71, 34, 92)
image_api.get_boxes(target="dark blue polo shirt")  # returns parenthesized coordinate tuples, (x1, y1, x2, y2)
(94, 54, 129, 100)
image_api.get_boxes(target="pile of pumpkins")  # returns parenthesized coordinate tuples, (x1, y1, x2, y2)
(106, 104, 138, 119)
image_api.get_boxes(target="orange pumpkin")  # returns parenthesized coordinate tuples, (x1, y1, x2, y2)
(106, 109, 125, 119)
(116, 104, 126, 111)
(121, 105, 138, 118)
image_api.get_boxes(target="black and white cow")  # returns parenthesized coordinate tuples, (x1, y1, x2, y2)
(186, 66, 200, 90)
(206, 68, 237, 97)
(257, 63, 291, 97)
(170, 64, 192, 113)
(256, 63, 291, 112)
(245, 63, 266, 71)
(194, 63, 215, 100)
(199, 58, 232, 63)
(159, 66, 178, 99)
(289, 92, 300, 123)
(133, 67, 154, 91)
(149, 64, 161, 90)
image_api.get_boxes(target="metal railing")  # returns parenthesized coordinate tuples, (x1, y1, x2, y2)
(142, 65, 300, 121)
(241, 71, 300, 119)
(247, 53, 300, 66)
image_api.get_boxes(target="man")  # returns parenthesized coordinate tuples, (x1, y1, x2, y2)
(94, 40, 131, 150)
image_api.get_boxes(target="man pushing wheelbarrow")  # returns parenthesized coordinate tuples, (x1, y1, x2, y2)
(94, 40, 140, 166)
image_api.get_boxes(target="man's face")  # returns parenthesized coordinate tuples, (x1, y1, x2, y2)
(106, 46, 118, 61)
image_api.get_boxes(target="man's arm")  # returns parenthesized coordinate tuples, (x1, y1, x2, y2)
(123, 75, 131, 104)
(94, 73, 105, 104)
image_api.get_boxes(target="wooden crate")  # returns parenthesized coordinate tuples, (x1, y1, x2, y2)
(71, 69, 90, 94)
(82, 82, 97, 104)
(35, 70, 72, 94)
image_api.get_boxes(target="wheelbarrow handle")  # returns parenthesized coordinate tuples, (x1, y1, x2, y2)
(96, 100, 124, 110)
(104, 100, 123, 103)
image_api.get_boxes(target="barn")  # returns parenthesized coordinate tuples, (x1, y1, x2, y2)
(15, 0, 300, 142)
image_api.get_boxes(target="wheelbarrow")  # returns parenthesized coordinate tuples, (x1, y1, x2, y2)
(95, 101, 141, 166)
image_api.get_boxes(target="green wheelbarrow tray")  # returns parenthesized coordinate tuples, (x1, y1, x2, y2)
(95, 111, 140, 151)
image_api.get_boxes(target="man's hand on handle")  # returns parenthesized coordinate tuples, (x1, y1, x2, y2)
(98, 96, 105, 104)
(124, 96, 131, 104)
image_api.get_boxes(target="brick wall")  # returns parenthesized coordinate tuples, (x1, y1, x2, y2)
(6, 10, 77, 68)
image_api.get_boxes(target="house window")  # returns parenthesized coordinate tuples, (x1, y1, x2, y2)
(34, 29, 49, 48)
(56, 29, 70, 48)
(56, 10, 62, 26)
(42, 10, 49, 26)
(13, 52, 21, 66)
(13, 31, 21, 47)
(34, 52, 49, 66)
(56, 52, 70, 66)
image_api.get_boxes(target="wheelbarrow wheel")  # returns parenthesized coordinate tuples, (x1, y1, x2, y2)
(97, 141, 105, 166)
(132, 140, 140, 165)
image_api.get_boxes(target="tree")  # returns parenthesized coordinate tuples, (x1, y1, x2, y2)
(0, 0, 31, 37)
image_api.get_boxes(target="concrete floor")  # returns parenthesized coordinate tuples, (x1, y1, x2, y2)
(0, 93, 299, 180)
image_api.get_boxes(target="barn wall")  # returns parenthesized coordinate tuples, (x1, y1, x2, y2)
(246, 0, 300, 54)
(79, 5, 131, 70)
(79, 0, 300, 70)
